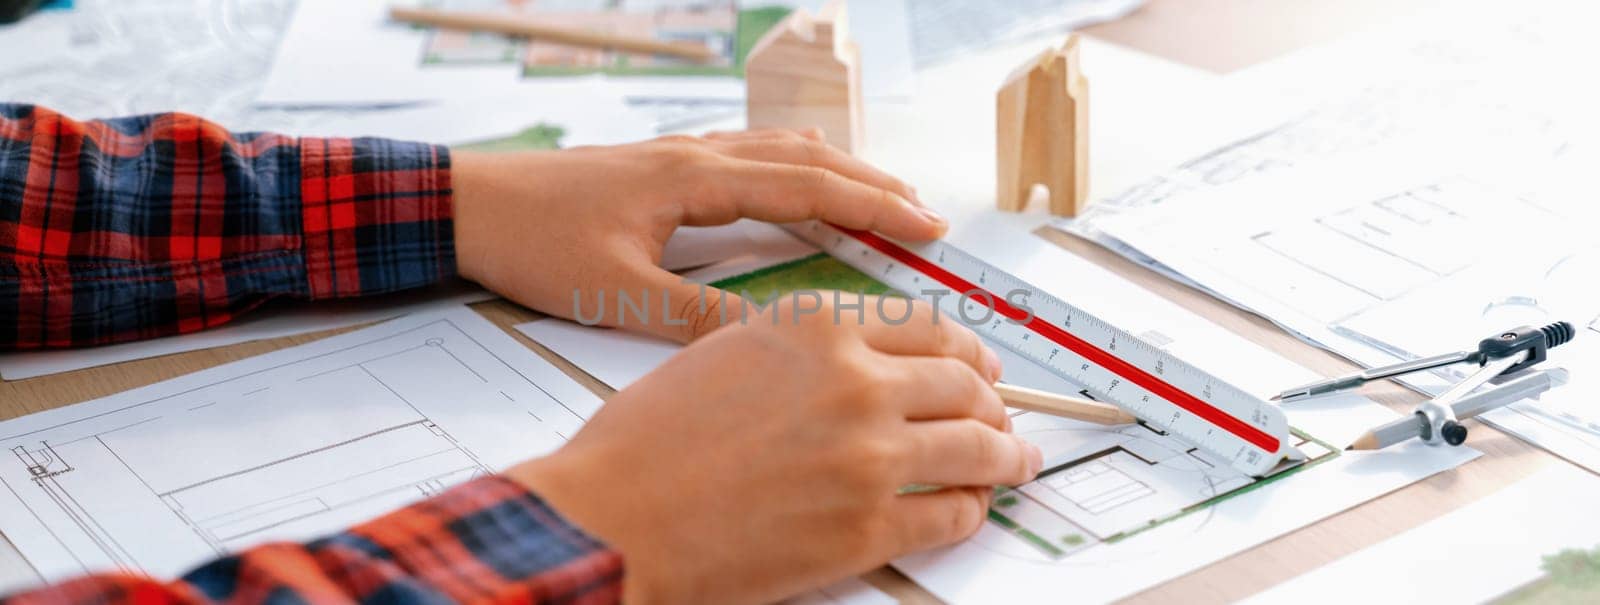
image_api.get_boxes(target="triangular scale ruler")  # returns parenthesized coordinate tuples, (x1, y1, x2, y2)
(789, 222, 1297, 477)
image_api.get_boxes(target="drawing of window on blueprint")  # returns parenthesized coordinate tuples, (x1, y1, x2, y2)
(0, 309, 601, 586)
(981, 412, 1335, 561)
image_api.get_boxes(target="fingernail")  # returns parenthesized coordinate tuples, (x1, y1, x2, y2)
(916, 205, 947, 229)
(1024, 441, 1043, 477)
(982, 346, 1004, 383)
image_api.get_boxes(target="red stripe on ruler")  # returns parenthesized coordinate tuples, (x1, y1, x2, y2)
(837, 227, 1281, 454)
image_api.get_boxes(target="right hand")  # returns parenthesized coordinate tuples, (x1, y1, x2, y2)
(505, 296, 1044, 604)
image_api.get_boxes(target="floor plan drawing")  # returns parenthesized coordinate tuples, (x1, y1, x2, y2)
(0, 309, 601, 587)
(983, 413, 1336, 561)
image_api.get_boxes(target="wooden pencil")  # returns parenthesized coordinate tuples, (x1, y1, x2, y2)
(389, 7, 719, 63)
(994, 382, 1139, 426)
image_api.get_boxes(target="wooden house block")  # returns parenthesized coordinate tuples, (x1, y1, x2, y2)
(996, 35, 1089, 217)
(744, 0, 863, 154)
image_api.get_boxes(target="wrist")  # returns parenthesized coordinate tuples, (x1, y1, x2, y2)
(506, 449, 676, 604)
(448, 149, 491, 283)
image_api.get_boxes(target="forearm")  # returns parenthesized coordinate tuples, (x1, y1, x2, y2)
(0, 476, 622, 605)
(0, 104, 456, 350)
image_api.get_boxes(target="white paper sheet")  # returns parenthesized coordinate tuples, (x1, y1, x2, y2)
(906, 0, 1144, 68)
(0, 308, 602, 595)
(245, 88, 654, 148)
(0, 283, 494, 381)
(659, 220, 819, 276)
(1243, 463, 1600, 604)
(1051, 0, 1600, 475)
(256, 0, 521, 107)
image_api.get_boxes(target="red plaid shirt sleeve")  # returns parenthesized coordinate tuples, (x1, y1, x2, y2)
(0, 476, 625, 604)
(0, 104, 627, 602)
(0, 103, 458, 350)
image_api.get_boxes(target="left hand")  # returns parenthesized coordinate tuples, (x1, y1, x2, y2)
(450, 129, 945, 343)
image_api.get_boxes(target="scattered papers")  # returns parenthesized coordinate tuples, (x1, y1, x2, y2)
(906, 0, 1144, 68)
(1053, 0, 1600, 474)
(257, 0, 522, 107)
(1244, 463, 1600, 604)
(0, 0, 650, 146)
(0, 309, 602, 593)
(259, 0, 918, 111)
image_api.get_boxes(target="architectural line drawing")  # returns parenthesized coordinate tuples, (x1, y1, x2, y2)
(0, 311, 598, 585)
(982, 415, 1338, 561)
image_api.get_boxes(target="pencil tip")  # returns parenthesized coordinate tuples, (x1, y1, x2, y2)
(1268, 394, 1282, 402)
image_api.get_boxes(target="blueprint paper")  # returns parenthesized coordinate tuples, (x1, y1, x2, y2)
(895, 439, 1473, 605)
(1053, 0, 1600, 475)
(1243, 463, 1600, 604)
(0, 308, 602, 590)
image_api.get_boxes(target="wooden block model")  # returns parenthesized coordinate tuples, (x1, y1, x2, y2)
(996, 35, 1090, 217)
(744, 0, 864, 154)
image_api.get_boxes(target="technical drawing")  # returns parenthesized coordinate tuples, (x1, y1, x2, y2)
(983, 413, 1337, 560)
(0, 312, 596, 584)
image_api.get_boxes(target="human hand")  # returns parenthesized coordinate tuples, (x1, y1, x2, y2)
(505, 297, 1043, 604)
(450, 129, 945, 344)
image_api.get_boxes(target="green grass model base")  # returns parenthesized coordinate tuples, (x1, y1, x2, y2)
(708, 253, 894, 303)
(1495, 545, 1600, 604)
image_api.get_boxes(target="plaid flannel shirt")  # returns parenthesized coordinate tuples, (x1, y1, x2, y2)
(0, 104, 624, 603)
(0, 103, 456, 349)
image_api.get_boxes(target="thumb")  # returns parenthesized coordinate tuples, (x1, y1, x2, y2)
(636, 269, 748, 344)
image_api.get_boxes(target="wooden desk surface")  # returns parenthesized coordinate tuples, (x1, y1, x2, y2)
(0, 1, 1561, 602)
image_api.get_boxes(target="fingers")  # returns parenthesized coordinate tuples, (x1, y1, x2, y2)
(714, 136, 920, 206)
(628, 265, 747, 343)
(884, 356, 1009, 430)
(686, 158, 947, 242)
(857, 297, 1003, 383)
(703, 127, 825, 143)
(889, 487, 993, 554)
(903, 419, 1041, 486)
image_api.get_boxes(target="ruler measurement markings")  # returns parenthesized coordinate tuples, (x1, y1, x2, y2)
(802, 223, 1287, 475)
